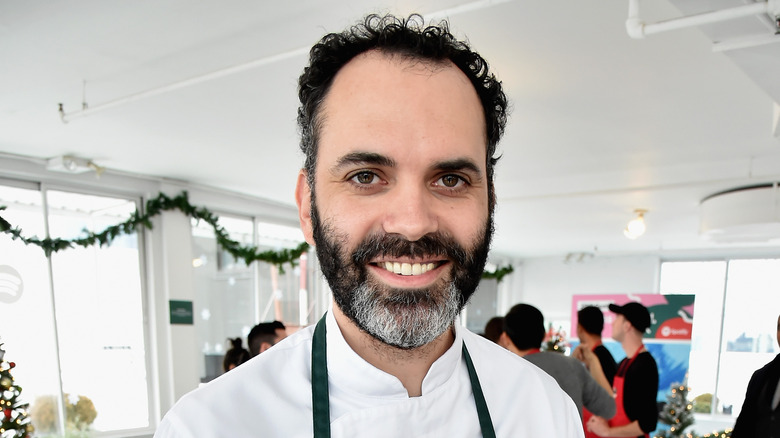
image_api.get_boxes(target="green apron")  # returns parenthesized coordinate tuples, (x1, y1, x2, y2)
(311, 313, 496, 438)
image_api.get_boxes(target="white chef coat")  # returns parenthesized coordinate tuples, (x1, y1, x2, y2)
(155, 310, 583, 437)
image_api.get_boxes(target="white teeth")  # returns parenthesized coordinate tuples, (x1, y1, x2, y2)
(382, 262, 436, 276)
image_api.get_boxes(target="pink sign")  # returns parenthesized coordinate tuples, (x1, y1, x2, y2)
(571, 294, 694, 340)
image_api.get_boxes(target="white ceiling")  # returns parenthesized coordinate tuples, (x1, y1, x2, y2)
(2, 0, 780, 260)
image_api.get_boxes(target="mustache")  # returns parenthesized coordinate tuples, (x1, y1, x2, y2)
(351, 232, 471, 267)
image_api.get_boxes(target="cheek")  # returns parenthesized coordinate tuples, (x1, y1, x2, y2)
(442, 203, 489, 242)
(316, 193, 378, 243)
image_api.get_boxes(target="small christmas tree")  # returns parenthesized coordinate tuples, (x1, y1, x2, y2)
(542, 324, 569, 354)
(0, 343, 33, 438)
(656, 381, 695, 438)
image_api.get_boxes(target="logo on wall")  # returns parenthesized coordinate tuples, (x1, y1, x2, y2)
(571, 293, 695, 340)
(0, 265, 24, 304)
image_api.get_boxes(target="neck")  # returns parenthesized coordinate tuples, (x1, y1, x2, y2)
(332, 305, 455, 397)
(507, 343, 539, 357)
(580, 332, 602, 348)
(621, 333, 644, 357)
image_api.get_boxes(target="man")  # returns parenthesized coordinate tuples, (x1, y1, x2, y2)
(575, 306, 618, 386)
(731, 313, 780, 437)
(482, 315, 504, 344)
(154, 14, 582, 437)
(587, 302, 658, 438)
(247, 320, 287, 356)
(574, 305, 619, 438)
(500, 303, 616, 420)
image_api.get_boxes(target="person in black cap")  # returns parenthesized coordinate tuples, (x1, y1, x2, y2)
(573, 306, 619, 438)
(586, 301, 658, 438)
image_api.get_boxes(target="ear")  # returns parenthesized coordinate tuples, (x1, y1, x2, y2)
(498, 332, 511, 349)
(295, 170, 315, 245)
(260, 342, 273, 354)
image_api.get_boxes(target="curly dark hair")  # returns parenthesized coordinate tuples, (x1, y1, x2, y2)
(297, 13, 507, 211)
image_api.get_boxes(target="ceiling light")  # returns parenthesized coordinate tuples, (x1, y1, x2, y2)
(46, 155, 104, 175)
(624, 209, 647, 239)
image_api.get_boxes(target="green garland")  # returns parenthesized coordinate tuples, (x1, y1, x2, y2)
(481, 264, 513, 283)
(0, 191, 308, 271)
(0, 190, 514, 281)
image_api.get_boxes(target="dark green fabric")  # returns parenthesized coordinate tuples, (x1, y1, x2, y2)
(311, 315, 496, 437)
(311, 314, 330, 438)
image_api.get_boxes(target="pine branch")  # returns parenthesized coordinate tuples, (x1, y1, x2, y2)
(0, 191, 309, 272)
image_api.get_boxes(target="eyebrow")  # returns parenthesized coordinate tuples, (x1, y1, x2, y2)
(331, 152, 396, 173)
(434, 158, 483, 178)
(330, 151, 483, 179)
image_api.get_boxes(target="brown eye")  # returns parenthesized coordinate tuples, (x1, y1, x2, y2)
(352, 172, 376, 185)
(441, 175, 462, 188)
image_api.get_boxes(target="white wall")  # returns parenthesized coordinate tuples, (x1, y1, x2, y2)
(504, 254, 662, 323)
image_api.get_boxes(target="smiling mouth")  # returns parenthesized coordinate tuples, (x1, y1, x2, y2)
(374, 261, 442, 276)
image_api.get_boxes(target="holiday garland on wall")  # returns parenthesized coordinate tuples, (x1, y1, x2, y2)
(0, 191, 513, 281)
(0, 191, 307, 272)
(481, 265, 513, 283)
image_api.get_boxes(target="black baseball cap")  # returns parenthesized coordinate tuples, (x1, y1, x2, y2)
(608, 302, 651, 332)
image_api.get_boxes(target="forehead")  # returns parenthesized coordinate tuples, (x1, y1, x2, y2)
(316, 51, 487, 166)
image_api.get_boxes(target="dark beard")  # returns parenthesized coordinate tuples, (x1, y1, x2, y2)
(310, 191, 493, 349)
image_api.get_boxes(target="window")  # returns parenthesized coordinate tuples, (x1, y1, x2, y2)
(191, 216, 322, 382)
(0, 183, 151, 436)
(660, 258, 780, 420)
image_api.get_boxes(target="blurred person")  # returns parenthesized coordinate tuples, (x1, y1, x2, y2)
(481, 316, 504, 344)
(574, 306, 619, 438)
(586, 302, 658, 438)
(155, 13, 582, 437)
(271, 320, 287, 340)
(247, 321, 287, 356)
(501, 303, 616, 421)
(222, 337, 250, 372)
(731, 313, 780, 437)
(575, 306, 618, 386)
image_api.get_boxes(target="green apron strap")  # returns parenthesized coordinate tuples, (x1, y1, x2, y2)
(462, 343, 497, 438)
(311, 313, 330, 438)
(311, 313, 496, 438)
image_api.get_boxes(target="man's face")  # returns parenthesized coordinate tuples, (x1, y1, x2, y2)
(295, 51, 491, 349)
(611, 315, 626, 342)
(576, 323, 586, 344)
(776, 315, 779, 350)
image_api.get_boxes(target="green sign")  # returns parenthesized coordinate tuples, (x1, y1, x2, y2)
(169, 300, 194, 325)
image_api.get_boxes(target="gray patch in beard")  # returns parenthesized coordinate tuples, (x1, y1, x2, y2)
(350, 281, 461, 349)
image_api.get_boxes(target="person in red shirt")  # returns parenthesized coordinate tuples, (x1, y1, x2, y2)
(574, 306, 618, 437)
(586, 302, 658, 438)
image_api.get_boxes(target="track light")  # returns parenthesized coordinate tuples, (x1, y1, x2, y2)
(46, 155, 104, 176)
(624, 209, 647, 239)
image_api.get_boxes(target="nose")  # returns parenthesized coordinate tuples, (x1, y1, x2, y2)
(381, 182, 439, 242)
